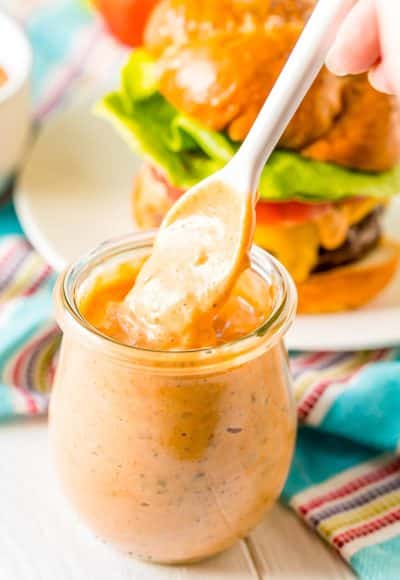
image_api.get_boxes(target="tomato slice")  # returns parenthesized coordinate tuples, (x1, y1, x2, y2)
(256, 200, 332, 226)
(146, 165, 332, 225)
(94, 0, 160, 47)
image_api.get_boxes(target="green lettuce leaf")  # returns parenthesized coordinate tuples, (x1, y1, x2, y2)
(97, 50, 400, 202)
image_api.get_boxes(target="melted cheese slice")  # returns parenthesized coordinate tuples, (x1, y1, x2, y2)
(254, 198, 382, 282)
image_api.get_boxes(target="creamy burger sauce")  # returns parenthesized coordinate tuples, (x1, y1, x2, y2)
(53, 240, 295, 563)
(123, 180, 255, 349)
(51, 319, 295, 562)
(51, 180, 295, 563)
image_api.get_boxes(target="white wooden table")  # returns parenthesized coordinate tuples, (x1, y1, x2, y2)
(0, 419, 354, 579)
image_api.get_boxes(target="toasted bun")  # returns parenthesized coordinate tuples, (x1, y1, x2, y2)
(297, 242, 399, 314)
(145, 0, 400, 171)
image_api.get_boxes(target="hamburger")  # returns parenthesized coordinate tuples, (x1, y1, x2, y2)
(99, 0, 400, 313)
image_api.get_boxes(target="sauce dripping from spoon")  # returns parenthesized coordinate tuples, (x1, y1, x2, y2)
(124, 180, 255, 348)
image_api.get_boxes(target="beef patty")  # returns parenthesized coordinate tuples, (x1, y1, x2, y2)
(314, 207, 383, 273)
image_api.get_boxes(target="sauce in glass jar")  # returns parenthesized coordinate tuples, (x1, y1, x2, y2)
(50, 232, 297, 564)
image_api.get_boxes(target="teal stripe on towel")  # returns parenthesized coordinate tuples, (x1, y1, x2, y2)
(320, 361, 400, 452)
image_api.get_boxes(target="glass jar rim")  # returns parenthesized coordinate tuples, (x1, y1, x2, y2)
(56, 231, 297, 371)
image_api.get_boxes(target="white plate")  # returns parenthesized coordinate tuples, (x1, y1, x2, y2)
(15, 99, 139, 271)
(15, 102, 400, 351)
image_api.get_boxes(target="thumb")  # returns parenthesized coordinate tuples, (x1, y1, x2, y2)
(376, 0, 400, 96)
(326, 0, 380, 77)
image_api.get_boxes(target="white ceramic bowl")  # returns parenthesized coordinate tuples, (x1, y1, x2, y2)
(0, 12, 32, 189)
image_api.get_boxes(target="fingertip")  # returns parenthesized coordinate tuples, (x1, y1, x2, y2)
(368, 64, 396, 95)
(325, 0, 380, 78)
(325, 43, 371, 78)
(325, 48, 349, 77)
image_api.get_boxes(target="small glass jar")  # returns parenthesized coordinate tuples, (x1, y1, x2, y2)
(50, 232, 297, 564)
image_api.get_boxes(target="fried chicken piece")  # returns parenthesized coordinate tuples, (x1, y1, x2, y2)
(302, 76, 400, 172)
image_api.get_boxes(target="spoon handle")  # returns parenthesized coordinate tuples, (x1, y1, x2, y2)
(228, 0, 356, 198)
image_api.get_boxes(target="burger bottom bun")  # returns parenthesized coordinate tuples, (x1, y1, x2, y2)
(297, 241, 399, 314)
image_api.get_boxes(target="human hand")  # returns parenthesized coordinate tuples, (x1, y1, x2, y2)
(326, 0, 400, 95)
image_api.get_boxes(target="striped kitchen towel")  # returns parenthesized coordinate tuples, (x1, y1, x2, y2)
(286, 351, 400, 578)
(1, 1, 400, 578)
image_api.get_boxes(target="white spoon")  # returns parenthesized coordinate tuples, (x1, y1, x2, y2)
(126, 0, 355, 348)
